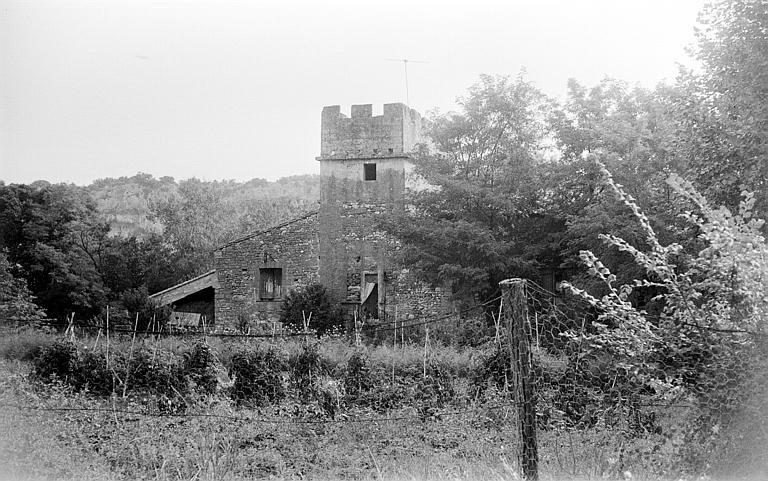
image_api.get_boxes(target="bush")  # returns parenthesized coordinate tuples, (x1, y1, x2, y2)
(471, 345, 511, 396)
(32, 340, 78, 383)
(343, 351, 374, 400)
(70, 349, 113, 395)
(32, 339, 190, 399)
(229, 347, 286, 405)
(124, 348, 187, 397)
(289, 343, 333, 401)
(414, 361, 457, 413)
(182, 341, 218, 395)
(279, 283, 343, 336)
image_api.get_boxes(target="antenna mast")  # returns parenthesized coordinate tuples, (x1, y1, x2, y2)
(386, 58, 429, 106)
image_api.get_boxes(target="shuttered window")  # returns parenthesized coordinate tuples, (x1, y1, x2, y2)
(259, 268, 283, 300)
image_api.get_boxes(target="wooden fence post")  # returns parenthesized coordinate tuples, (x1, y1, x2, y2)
(500, 278, 539, 481)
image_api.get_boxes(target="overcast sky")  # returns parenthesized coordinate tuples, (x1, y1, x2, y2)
(0, 0, 707, 185)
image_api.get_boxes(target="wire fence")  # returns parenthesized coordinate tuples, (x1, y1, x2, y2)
(19, 294, 502, 340)
(498, 278, 768, 480)
(5, 280, 767, 480)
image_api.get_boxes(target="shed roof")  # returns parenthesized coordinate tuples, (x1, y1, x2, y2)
(149, 270, 219, 306)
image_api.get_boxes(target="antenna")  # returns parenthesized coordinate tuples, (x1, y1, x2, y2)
(386, 58, 429, 106)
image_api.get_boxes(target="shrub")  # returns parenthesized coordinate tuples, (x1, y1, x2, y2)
(182, 341, 218, 395)
(117, 288, 170, 331)
(32, 340, 78, 383)
(289, 343, 332, 401)
(561, 162, 768, 473)
(229, 347, 286, 405)
(414, 361, 457, 412)
(71, 349, 113, 395)
(343, 350, 374, 400)
(125, 348, 187, 396)
(279, 283, 343, 336)
(471, 345, 511, 396)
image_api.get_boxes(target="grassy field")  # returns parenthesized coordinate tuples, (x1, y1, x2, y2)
(0, 327, 765, 481)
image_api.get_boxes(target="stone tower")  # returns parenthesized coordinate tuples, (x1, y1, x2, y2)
(317, 103, 424, 319)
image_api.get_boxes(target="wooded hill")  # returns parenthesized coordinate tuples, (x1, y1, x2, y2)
(84, 173, 320, 237)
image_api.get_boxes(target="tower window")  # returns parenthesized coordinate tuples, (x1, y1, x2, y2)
(259, 268, 283, 300)
(363, 163, 377, 181)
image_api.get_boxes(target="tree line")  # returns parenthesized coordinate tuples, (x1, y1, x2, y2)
(2, 0, 766, 329)
(391, 0, 767, 308)
(0, 175, 318, 325)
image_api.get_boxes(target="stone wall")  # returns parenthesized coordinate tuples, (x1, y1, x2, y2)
(386, 269, 453, 321)
(320, 103, 423, 159)
(316, 103, 447, 322)
(213, 212, 320, 329)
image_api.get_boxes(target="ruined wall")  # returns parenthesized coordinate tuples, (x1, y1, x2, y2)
(385, 269, 452, 321)
(213, 212, 319, 329)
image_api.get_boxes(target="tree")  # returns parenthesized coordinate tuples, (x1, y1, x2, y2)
(668, 0, 768, 218)
(390, 73, 557, 300)
(0, 183, 108, 321)
(0, 251, 46, 321)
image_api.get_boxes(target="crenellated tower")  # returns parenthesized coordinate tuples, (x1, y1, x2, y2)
(317, 103, 424, 319)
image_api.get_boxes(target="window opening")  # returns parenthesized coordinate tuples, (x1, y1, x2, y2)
(259, 268, 283, 300)
(363, 163, 377, 181)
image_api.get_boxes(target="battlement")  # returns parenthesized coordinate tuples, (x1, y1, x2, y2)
(319, 103, 424, 160)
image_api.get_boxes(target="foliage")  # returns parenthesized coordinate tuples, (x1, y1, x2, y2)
(279, 283, 343, 336)
(289, 342, 336, 402)
(31, 340, 79, 383)
(116, 287, 169, 330)
(561, 162, 768, 471)
(471, 344, 512, 396)
(182, 341, 219, 395)
(343, 350, 374, 400)
(0, 183, 109, 321)
(0, 251, 46, 322)
(668, 0, 768, 217)
(388, 73, 557, 300)
(229, 346, 286, 405)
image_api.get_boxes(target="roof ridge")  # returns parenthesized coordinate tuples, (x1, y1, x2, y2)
(216, 210, 319, 250)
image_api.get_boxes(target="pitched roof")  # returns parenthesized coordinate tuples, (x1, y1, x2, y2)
(216, 210, 319, 250)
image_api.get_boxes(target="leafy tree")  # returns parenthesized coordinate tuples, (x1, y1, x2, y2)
(0, 183, 108, 321)
(390, 73, 557, 300)
(0, 251, 46, 321)
(668, 0, 768, 218)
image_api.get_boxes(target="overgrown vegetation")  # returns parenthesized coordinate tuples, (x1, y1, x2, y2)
(279, 283, 344, 336)
(1, 1, 767, 478)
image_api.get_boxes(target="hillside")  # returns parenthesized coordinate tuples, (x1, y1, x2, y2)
(85, 173, 321, 237)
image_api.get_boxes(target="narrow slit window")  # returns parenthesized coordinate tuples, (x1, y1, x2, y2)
(259, 268, 283, 300)
(364, 163, 377, 181)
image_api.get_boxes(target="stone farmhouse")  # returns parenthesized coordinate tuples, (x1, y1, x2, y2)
(150, 103, 451, 329)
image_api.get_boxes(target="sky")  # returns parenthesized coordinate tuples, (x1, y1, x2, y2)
(0, 0, 708, 186)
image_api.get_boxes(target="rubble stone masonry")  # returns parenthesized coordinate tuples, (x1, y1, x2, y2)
(214, 212, 319, 326)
